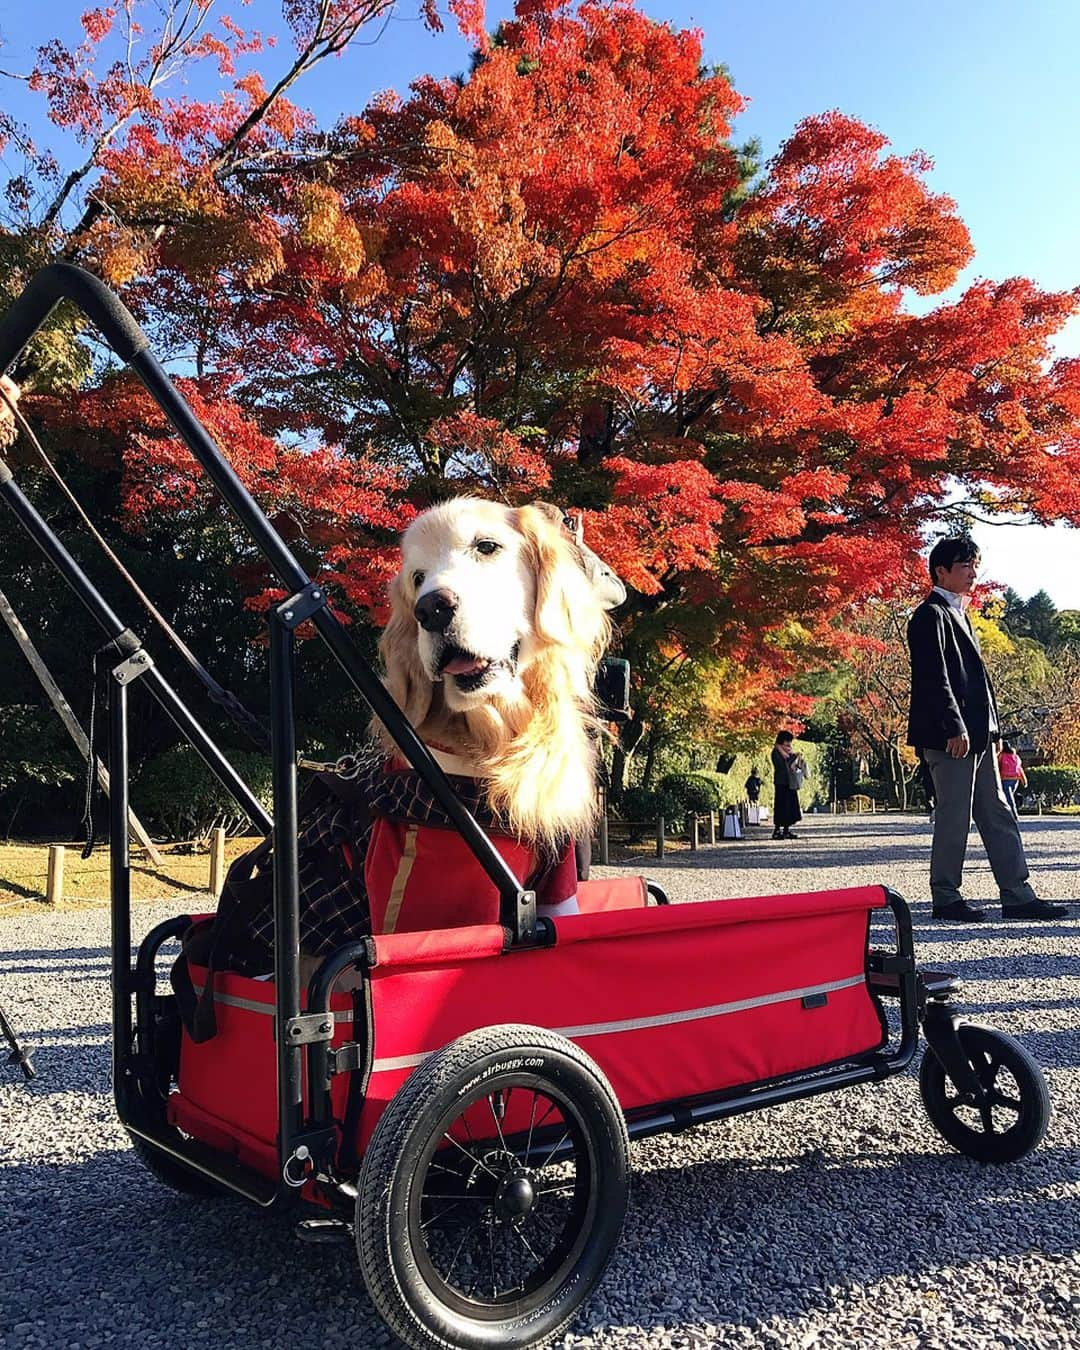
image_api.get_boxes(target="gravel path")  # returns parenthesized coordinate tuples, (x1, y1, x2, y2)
(1, 814, 1078, 1349)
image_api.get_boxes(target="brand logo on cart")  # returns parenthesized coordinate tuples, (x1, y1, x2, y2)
(458, 1056, 545, 1096)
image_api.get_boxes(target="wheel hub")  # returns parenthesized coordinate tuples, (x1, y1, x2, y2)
(496, 1169, 536, 1220)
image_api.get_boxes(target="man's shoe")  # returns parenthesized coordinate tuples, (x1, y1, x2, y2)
(782, 829, 798, 839)
(931, 900, 987, 923)
(1001, 899, 1073, 921)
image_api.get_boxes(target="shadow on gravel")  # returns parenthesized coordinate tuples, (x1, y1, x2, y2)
(0, 1146, 378, 1348)
(907, 923, 1080, 944)
(2, 1141, 1076, 1349)
(0, 945, 111, 962)
(1013, 1027, 1080, 1068)
(920, 954, 1080, 979)
(964, 995, 1080, 1015)
(608, 1143, 1080, 1335)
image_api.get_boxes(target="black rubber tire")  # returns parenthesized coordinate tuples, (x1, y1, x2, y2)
(919, 1024, 1050, 1163)
(127, 1131, 225, 1197)
(356, 1024, 629, 1350)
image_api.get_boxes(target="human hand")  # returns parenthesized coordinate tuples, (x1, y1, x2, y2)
(0, 375, 19, 446)
(0, 372, 19, 423)
(946, 733, 970, 759)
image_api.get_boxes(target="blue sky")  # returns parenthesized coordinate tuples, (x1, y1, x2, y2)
(2, 1, 1078, 604)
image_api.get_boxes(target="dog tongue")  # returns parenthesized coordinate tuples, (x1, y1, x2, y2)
(443, 655, 489, 677)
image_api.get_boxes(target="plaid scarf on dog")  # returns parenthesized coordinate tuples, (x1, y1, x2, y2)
(242, 749, 577, 962)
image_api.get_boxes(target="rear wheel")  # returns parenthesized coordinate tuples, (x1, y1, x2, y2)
(356, 1024, 629, 1350)
(919, 1025, 1050, 1163)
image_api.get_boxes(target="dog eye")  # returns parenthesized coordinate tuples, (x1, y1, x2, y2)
(475, 539, 501, 556)
(412, 570, 425, 587)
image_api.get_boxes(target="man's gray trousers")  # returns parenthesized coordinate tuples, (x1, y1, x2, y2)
(923, 746, 1030, 908)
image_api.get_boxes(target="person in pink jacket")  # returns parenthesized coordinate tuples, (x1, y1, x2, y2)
(997, 741, 1028, 818)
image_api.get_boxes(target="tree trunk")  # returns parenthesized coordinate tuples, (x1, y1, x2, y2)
(0, 589, 164, 865)
(641, 733, 658, 790)
(610, 743, 627, 802)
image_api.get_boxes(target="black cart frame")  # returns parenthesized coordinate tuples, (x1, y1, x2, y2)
(0, 265, 929, 1209)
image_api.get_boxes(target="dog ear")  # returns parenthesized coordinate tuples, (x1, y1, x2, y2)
(515, 504, 609, 659)
(378, 571, 433, 727)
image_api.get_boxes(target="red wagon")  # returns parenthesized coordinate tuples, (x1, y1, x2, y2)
(0, 267, 1050, 1350)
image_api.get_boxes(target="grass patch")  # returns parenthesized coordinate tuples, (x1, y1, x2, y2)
(0, 836, 263, 915)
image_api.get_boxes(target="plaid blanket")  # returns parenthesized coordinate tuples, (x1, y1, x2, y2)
(240, 751, 576, 963)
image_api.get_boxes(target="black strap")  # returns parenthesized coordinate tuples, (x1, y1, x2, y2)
(81, 629, 141, 859)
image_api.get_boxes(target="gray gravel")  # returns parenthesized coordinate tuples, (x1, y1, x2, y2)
(1, 813, 1078, 1349)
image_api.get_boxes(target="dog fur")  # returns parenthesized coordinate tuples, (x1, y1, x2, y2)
(375, 499, 613, 850)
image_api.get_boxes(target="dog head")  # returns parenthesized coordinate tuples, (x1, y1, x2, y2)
(377, 498, 613, 843)
(381, 498, 609, 716)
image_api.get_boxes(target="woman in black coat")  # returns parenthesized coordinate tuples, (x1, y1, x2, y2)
(771, 731, 804, 840)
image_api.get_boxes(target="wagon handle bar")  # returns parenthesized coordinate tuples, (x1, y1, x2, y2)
(0, 264, 535, 939)
(0, 262, 150, 372)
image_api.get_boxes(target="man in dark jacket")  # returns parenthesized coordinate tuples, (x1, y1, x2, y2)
(907, 536, 1069, 922)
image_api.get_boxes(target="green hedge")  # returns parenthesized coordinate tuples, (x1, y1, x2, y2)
(657, 772, 722, 814)
(698, 739, 827, 809)
(1024, 765, 1080, 806)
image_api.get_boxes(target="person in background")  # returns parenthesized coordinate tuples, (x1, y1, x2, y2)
(770, 732, 804, 840)
(744, 769, 762, 804)
(997, 741, 1028, 818)
(906, 534, 1069, 922)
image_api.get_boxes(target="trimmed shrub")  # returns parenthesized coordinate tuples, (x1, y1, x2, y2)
(1024, 765, 1080, 806)
(658, 772, 721, 814)
(620, 784, 680, 826)
(137, 745, 273, 839)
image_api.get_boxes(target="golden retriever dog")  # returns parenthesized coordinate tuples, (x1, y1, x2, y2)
(375, 498, 614, 851)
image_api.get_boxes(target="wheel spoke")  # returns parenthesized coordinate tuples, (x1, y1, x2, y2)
(421, 1198, 467, 1232)
(536, 1130, 571, 1171)
(421, 1192, 493, 1205)
(426, 1159, 465, 1179)
(979, 1102, 997, 1133)
(524, 1091, 540, 1160)
(536, 1182, 575, 1197)
(441, 1131, 499, 1179)
(513, 1221, 545, 1266)
(487, 1091, 511, 1155)
(525, 1099, 559, 1156)
(443, 1214, 483, 1285)
(993, 1091, 1022, 1112)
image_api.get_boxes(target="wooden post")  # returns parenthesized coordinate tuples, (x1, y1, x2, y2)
(656, 816, 665, 860)
(46, 844, 64, 906)
(209, 827, 227, 895)
(0, 589, 164, 867)
(598, 812, 609, 866)
(688, 815, 698, 849)
(708, 811, 717, 845)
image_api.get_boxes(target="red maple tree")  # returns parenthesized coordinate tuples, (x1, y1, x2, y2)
(4, 0, 1080, 759)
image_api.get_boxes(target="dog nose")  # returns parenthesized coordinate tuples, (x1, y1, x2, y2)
(414, 587, 458, 633)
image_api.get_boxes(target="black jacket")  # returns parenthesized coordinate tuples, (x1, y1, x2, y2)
(906, 592, 999, 752)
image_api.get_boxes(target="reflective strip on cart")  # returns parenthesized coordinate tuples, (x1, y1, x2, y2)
(191, 984, 354, 1022)
(369, 973, 867, 1074)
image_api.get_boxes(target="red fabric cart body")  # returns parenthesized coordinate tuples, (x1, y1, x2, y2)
(169, 884, 888, 1177)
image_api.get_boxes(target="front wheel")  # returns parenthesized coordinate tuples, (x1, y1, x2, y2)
(356, 1024, 629, 1350)
(919, 1024, 1050, 1163)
